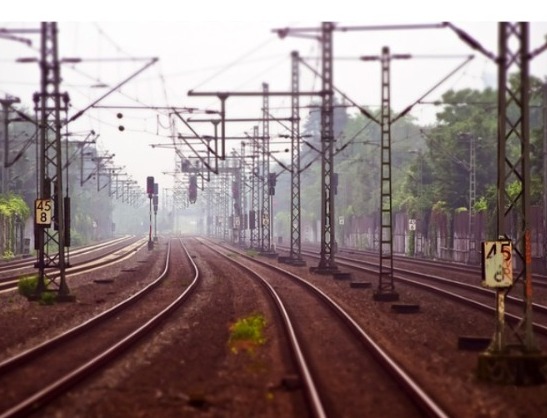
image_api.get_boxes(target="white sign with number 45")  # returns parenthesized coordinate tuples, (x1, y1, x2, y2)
(481, 240, 513, 288)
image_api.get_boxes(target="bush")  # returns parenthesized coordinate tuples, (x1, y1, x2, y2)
(17, 275, 38, 297)
(2, 250, 15, 261)
(40, 291, 57, 305)
(228, 313, 266, 354)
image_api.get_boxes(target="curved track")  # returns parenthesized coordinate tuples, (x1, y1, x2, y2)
(200, 238, 451, 418)
(0, 238, 198, 418)
(291, 246, 547, 338)
(0, 236, 146, 293)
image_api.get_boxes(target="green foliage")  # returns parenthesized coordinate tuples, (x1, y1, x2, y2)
(432, 200, 449, 214)
(474, 197, 488, 212)
(17, 274, 38, 298)
(420, 87, 499, 213)
(228, 313, 266, 354)
(2, 250, 15, 261)
(289, 79, 543, 248)
(0, 194, 30, 218)
(0, 193, 31, 257)
(69, 228, 86, 247)
(39, 291, 57, 306)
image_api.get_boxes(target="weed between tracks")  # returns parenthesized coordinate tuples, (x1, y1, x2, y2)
(228, 313, 266, 355)
(17, 274, 38, 298)
(17, 274, 59, 305)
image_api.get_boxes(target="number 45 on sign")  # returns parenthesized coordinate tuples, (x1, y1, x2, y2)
(481, 240, 513, 288)
(35, 199, 53, 227)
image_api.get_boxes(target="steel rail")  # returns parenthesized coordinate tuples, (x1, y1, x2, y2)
(202, 238, 450, 418)
(0, 235, 135, 273)
(296, 248, 547, 336)
(0, 238, 199, 418)
(0, 236, 146, 293)
(200, 239, 327, 418)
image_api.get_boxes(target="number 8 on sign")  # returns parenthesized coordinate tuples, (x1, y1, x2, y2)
(35, 199, 53, 227)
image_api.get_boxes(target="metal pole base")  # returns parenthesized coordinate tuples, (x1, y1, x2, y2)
(477, 351, 547, 385)
(26, 292, 75, 303)
(350, 281, 372, 289)
(56, 294, 76, 303)
(372, 290, 400, 302)
(391, 303, 420, 314)
(333, 272, 352, 280)
(259, 251, 278, 259)
(309, 266, 338, 275)
(278, 256, 307, 266)
(148, 240, 154, 250)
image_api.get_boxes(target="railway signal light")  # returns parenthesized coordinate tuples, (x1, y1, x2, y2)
(189, 175, 198, 203)
(232, 181, 239, 199)
(146, 176, 154, 197)
(117, 113, 124, 132)
(181, 159, 190, 172)
(249, 210, 256, 229)
(268, 172, 276, 195)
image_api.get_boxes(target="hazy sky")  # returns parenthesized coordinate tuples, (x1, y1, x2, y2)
(2, 3, 546, 196)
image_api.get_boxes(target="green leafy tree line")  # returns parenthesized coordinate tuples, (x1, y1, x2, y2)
(273, 74, 546, 247)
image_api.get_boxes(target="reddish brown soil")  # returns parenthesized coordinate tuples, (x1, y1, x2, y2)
(1, 237, 546, 418)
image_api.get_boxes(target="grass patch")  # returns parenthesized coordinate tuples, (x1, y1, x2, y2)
(245, 249, 259, 258)
(229, 313, 266, 354)
(2, 250, 15, 261)
(39, 291, 57, 305)
(17, 275, 59, 305)
(17, 274, 38, 298)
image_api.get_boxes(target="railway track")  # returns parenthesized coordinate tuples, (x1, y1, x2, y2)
(0, 235, 145, 293)
(301, 244, 547, 289)
(198, 237, 451, 418)
(1, 236, 544, 416)
(287, 246, 547, 340)
(0, 238, 198, 418)
(0, 235, 134, 275)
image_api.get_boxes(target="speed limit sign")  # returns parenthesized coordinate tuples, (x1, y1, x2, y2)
(35, 199, 53, 227)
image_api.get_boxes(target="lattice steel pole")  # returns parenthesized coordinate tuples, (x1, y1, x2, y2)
(288, 51, 305, 265)
(1, 96, 20, 194)
(468, 133, 477, 264)
(478, 22, 546, 386)
(543, 83, 547, 272)
(221, 161, 229, 241)
(231, 149, 241, 245)
(34, 22, 72, 300)
(311, 22, 338, 274)
(250, 126, 260, 250)
(261, 83, 272, 253)
(239, 141, 246, 246)
(374, 47, 399, 301)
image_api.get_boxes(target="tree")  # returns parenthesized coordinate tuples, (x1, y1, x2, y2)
(422, 87, 498, 211)
(0, 194, 30, 258)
